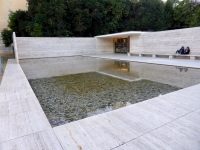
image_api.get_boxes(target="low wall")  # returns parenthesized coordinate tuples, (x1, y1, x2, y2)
(16, 37, 115, 59)
(130, 27, 200, 55)
(16, 37, 96, 59)
(95, 38, 114, 54)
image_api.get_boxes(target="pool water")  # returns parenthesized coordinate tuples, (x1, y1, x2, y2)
(20, 56, 200, 127)
(29, 72, 180, 127)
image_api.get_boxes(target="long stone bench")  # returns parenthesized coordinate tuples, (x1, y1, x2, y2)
(128, 52, 200, 60)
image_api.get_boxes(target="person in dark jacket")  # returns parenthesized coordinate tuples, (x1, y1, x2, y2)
(183, 46, 190, 54)
(176, 46, 184, 54)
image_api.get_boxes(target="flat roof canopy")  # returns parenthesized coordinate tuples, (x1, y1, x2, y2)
(95, 31, 146, 38)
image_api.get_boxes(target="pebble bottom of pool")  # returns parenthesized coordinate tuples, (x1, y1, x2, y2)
(29, 72, 180, 127)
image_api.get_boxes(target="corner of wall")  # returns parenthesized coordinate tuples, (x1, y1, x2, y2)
(12, 32, 19, 63)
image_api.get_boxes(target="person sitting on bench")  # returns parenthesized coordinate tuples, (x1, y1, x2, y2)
(183, 46, 190, 54)
(176, 46, 184, 54)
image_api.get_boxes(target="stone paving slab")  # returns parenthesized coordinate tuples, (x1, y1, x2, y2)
(0, 110, 51, 143)
(0, 59, 54, 148)
(0, 129, 63, 150)
(115, 109, 200, 150)
(0, 96, 42, 118)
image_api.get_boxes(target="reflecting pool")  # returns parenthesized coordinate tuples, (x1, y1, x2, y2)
(20, 56, 200, 127)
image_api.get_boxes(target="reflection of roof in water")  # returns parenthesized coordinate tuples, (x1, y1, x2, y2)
(97, 69, 141, 82)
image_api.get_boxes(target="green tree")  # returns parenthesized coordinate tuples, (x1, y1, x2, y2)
(26, 0, 70, 37)
(189, 1, 200, 27)
(173, 0, 193, 28)
(8, 10, 30, 37)
(117, 0, 134, 32)
(2, 0, 200, 43)
(1, 29, 13, 47)
(66, 0, 127, 36)
(134, 0, 166, 31)
(164, 0, 174, 29)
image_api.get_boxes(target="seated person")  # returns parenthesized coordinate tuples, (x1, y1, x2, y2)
(176, 46, 184, 54)
(183, 46, 190, 54)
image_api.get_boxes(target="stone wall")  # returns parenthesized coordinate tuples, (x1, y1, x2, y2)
(16, 37, 96, 59)
(95, 38, 114, 54)
(130, 27, 200, 55)
(16, 37, 114, 59)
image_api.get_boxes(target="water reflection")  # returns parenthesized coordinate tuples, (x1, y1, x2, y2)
(175, 66, 188, 72)
(20, 56, 200, 88)
(87, 102, 132, 117)
(114, 61, 130, 72)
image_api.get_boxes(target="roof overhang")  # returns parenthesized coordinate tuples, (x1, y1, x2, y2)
(95, 31, 146, 38)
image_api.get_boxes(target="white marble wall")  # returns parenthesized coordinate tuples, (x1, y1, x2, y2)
(16, 37, 96, 59)
(95, 38, 114, 54)
(16, 37, 114, 59)
(130, 27, 200, 55)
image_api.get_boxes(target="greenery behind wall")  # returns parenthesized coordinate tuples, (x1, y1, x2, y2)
(2, 0, 200, 47)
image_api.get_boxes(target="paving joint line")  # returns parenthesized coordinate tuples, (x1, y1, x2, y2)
(110, 107, 200, 150)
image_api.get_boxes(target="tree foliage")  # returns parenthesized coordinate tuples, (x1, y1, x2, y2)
(173, 0, 200, 28)
(1, 28, 13, 47)
(8, 10, 30, 37)
(26, 0, 69, 37)
(2, 0, 200, 46)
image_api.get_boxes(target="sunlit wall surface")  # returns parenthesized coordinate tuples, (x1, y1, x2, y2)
(0, 0, 27, 31)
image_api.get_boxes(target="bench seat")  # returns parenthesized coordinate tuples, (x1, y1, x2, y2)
(128, 52, 200, 60)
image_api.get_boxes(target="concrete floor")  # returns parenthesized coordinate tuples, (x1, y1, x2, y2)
(0, 55, 200, 150)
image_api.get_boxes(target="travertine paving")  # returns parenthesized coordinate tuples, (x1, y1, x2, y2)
(0, 57, 200, 150)
(0, 59, 63, 149)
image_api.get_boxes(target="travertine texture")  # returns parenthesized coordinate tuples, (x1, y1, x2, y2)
(0, 129, 63, 150)
(16, 37, 115, 59)
(130, 27, 200, 55)
(0, 59, 63, 149)
(16, 37, 96, 59)
(95, 38, 114, 54)
(13, 32, 19, 63)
